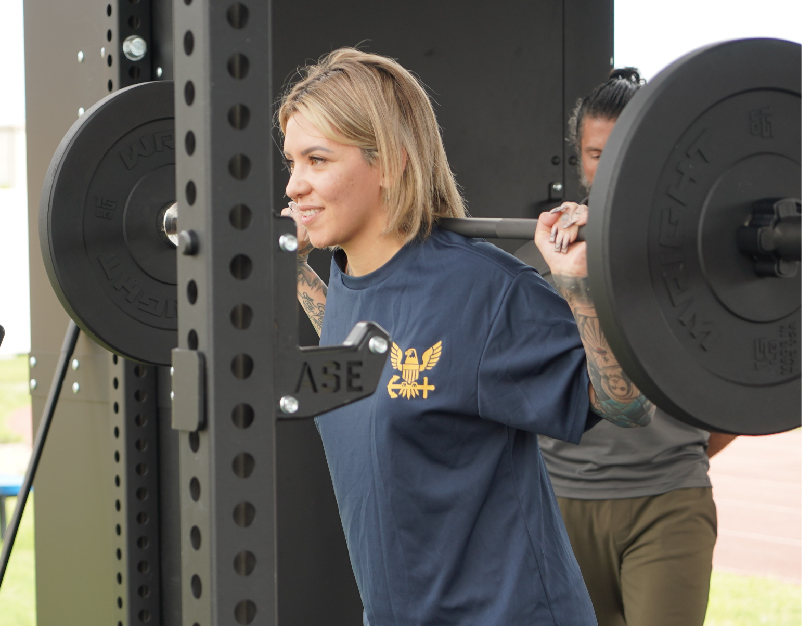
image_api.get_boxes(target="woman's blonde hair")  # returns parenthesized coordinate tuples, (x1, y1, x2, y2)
(278, 48, 465, 243)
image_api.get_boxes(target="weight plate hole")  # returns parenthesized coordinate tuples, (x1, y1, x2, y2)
(189, 477, 201, 501)
(115, 499, 121, 510)
(227, 3, 249, 28)
(128, 15, 140, 28)
(187, 329, 199, 350)
(232, 403, 254, 429)
(136, 463, 148, 475)
(117, 573, 122, 585)
(134, 389, 147, 403)
(134, 364, 147, 378)
(138, 610, 150, 622)
(128, 66, 140, 80)
(135, 438, 148, 451)
(232, 452, 255, 478)
(188, 431, 200, 453)
(184, 31, 194, 56)
(228, 103, 250, 130)
(107, 29, 112, 41)
(185, 180, 197, 205)
(107, 79, 113, 92)
(230, 303, 253, 329)
(231, 354, 253, 379)
(184, 81, 195, 106)
(107, 54, 113, 67)
(114, 426, 119, 437)
(106, 4, 112, 16)
(137, 536, 149, 550)
(190, 525, 201, 550)
(116, 523, 121, 535)
(136, 487, 148, 500)
(234, 550, 256, 576)
(137, 512, 148, 525)
(113, 377, 119, 389)
(187, 280, 198, 304)
(233, 501, 256, 527)
(228, 154, 251, 180)
(229, 203, 251, 229)
(185, 131, 196, 155)
(114, 475, 120, 486)
(137, 560, 149, 573)
(227, 53, 249, 80)
(138, 585, 149, 598)
(230, 254, 252, 280)
(135, 413, 147, 427)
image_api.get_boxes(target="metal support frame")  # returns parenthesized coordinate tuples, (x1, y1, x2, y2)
(109, 354, 163, 625)
(173, 2, 279, 623)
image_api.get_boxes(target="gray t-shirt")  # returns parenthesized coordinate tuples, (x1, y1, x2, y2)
(538, 409, 711, 499)
(514, 240, 712, 500)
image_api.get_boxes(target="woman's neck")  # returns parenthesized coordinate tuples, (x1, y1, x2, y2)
(342, 231, 405, 277)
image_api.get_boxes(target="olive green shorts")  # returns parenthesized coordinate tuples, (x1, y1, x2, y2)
(557, 487, 717, 626)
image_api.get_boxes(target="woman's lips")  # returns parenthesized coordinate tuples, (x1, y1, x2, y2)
(297, 205, 322, 225)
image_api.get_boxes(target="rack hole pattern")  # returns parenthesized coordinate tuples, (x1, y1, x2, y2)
(174, 1, 269, 622)
(112, 356, 163, 624)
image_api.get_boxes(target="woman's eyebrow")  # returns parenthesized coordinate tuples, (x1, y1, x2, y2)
(300, 145, 334, 156)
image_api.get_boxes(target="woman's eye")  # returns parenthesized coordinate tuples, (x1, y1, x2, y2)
(310, 156, 326, 165)
(284, 160, 294, 172)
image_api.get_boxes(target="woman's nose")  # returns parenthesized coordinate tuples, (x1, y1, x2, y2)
(285, 167, 311, 200)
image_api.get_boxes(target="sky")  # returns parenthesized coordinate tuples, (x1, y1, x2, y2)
(0, 0, 799, 354)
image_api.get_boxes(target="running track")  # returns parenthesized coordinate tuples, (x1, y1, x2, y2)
(709, 428, 801, 584)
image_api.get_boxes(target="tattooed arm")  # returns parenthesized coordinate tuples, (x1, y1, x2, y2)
(536, 202, 654, 427)
(296, 241, 327, 337)
(551, 274, 654, 427)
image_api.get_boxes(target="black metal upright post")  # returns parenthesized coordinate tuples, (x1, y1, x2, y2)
(173, 1, 279, 624)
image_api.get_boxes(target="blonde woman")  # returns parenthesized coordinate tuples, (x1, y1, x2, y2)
(279, 48, 652, 626)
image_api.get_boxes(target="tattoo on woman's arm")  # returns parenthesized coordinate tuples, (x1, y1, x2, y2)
(298, 291, 326, 335)
(551, 275, 654, 427)
(296, 261, 327, 337)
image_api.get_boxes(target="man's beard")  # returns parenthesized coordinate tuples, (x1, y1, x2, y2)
(578, 161, 591, 192)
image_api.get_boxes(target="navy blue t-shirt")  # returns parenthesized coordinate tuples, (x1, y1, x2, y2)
(317, 228, 597, 626)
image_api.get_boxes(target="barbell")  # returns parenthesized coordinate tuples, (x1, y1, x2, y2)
(39, 38, 800, 435)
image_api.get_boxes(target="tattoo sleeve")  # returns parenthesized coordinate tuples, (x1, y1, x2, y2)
(551, 275, 654, 428)
(297, 260, 327, 337)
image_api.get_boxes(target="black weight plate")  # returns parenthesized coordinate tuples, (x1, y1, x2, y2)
(588, 39, 801, 435)
(40, 81, 177, 365)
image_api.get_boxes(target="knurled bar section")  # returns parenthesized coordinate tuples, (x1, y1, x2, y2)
(174, 1, 277, 625)
(111, 354, 163, 625)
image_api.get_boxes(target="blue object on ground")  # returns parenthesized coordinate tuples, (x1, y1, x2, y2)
(0, 475, 24, 541)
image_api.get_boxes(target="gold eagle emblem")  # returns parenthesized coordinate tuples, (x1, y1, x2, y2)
(387, 341, 442, 399)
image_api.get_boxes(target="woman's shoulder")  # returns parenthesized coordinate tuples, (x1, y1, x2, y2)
(427, 227, 540, 283)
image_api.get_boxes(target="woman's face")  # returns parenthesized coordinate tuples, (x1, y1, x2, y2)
(284, 112, 385, 251)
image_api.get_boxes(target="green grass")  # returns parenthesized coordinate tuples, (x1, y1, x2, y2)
(706, 571, 801, 625)
(0, 496, 36, 626)
(0, 355, 30, 443)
